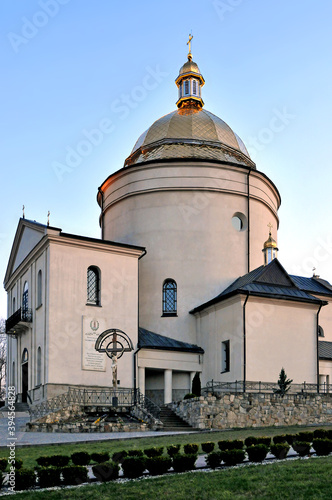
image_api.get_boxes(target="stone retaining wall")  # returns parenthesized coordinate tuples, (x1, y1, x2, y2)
(171, 393, 332, 429)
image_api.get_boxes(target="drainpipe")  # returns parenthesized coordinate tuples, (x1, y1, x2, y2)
(98, 187, 104, 239)
(134, 249, 147, 404)
(243, 293, 250, 393)
(247, 168, 252, 273)
(316, 303, 323, 393)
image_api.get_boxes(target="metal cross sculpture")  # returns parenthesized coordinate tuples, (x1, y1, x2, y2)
(95, 329, 133, 389)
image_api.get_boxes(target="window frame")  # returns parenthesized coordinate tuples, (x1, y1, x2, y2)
(37, 270, 42, 308)
(22, 281, 29, 313)
(221, 340, 230, 373)
(162, 279, 177, 317)
(86, 266, 101, 306)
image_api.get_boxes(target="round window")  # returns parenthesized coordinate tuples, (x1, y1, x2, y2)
(231, 213, 247, 232)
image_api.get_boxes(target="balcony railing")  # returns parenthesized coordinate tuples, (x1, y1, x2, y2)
(5, 308, 33, 335)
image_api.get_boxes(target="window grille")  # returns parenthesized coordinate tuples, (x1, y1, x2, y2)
(163, 279, 177, 315)
(87, 266, 100, 305)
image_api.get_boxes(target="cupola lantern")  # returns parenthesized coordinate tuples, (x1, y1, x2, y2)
(175, 34, 205, 109)
(262, 223, 278, 265)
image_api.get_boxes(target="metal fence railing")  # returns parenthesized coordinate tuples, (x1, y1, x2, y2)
(204, 380, 331, 395)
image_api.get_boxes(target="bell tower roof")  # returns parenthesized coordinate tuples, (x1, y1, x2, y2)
(175, 34, 205, 109)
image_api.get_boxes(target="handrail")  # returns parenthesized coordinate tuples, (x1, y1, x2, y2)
(204, 380, 331, 395)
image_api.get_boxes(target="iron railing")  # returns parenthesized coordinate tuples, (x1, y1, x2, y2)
(30, 387, 160, 421)
(204, 380, 331, 395)
(6, 308, 33, 335)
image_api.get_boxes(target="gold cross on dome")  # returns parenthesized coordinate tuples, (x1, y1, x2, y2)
(187, 33, 193, 54)
(267, 222, 273, 235)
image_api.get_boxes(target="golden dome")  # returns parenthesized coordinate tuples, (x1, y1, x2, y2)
(178, 60, 204, 80)
(125, 106, 254, 168)
(263, 233, 278, 249)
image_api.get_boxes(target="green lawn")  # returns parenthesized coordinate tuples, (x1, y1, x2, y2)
(2, 424, 330, 469)
(7, 457, 332, 499)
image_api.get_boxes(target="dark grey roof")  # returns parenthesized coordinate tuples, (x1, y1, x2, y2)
(190, 259, 327, 314)
(138, 327, 204, 354)
(290, 275, 332, 297)
(318, 341, 332, 360)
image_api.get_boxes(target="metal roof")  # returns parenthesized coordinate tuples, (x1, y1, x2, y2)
(290, 275, 332, 297)
(138, 327, 204, 353)
(318, 341, 332, 360)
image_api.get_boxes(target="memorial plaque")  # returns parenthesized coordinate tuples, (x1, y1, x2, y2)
(82, 316, 106, 371)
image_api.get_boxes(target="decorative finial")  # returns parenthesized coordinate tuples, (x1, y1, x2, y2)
(312, 267, 320, 278)
(187, 33, 193, 61)
(267, 222, 273, 236)
(47, 211, 50, 227)
(22, 205, 25, 219)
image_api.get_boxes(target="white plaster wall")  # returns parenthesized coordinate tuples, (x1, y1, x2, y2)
(101, 161, 280, 344)
(245, 298, 318, 383)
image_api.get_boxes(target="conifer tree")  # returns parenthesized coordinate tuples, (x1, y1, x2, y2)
(274, 367, 293, 396)
(192, 372, 201, 397)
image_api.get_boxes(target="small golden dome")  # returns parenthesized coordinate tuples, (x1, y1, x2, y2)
(178, 60, 202, 77)
(263, 232, 278, 249)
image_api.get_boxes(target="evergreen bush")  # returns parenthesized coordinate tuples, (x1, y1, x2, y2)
(92, 461, 120, 482)
(145, 456, 172, 475)
(312, 438, 332, 456)
(183, 443, 199, 454)
(292, 441, 311, 457)
(273, 435, 288, 444)
(91, 452, 110, 463)
(15, 459, 23, 470)
(246, 444, 269, 462)
(191, 372, 201, 397)
(201, 442, 215, 453)
(0, 458, 7, 472)
(172, 453, 197, 472)
(244, 436, 258, 447)
(127, 449, 144, 457)
(71, 451, 90, 466)
(62, 465, 88, 485)
(220, 449, 245, 466)
(144, 447, 164, 458)
(313, 429, 328, 439)
(167, 444, 181, 457)
(183, 393, 196, 400)
(37, 466, 62, 488)
(36, 456, 51, 467)
(296, 431, 313, 443)
(14, 468, 36, 491)
(48, 455, 70, 467)
(270, 443, 290, 459)
(274, 367, 293, 396)
(285, 434, 296, 445)
(122, 456, 146, 478)
(218, 439, 244, 451)
(255, 437, 271, 446)
(206, 451, 222, 469)
(112, 450, 127, 463)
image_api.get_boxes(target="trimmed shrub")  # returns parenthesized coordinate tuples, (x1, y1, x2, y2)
(247, 444, 269, 463)
(183, 393, 196, 400)
(15, 459, 23, 470)
(14, 468, 36, 491)
(255, 437, 271, 446)
(312, 438, 332, 456)
(218, 439, 243, 451)
(91, 452, 110, 463)
(48, 455, 70, 467)
(327, 429, 332, 440)
(112, 450, 127, 463)
(71, 452, 90, 466)
(36, 456, 51, 467)
(285, 434, 296, 445)
(62, 465, 88, 485)
(172, 453, 197, 472)
(145, 456, 172, 476)
(313, 429, 328, 439)
(167, 444, 181, 457)
(270, 443, 290, 459)
(273, 435, 288, 445)
(122, 456, 146, 479)
(220, 449, 245, 466)
(201, 442, 215, 454)
(244, 436, 258, 447)
(127, 449, 144, 457)
(144, 447, 164, 458)
(0, 458, 7, 472)
(184, 443, 199, 455)
(292, 441, 311, 457)
(92, 461, 120, 482)
(206, 451, 222, 469)
(296, 431, 313, 443)
(37, 466, 62, 488)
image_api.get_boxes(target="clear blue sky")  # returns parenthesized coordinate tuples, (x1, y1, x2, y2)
(1, 0, 332, 318)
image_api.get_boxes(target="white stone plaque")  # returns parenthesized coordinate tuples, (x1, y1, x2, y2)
(82, 316, 106, 371)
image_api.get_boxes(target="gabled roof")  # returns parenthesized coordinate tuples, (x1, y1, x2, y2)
(318, 341, 332, 360)
(290, 275, 332, 297)
(138, 327, 204, 354)
(190, 259, 327, 314)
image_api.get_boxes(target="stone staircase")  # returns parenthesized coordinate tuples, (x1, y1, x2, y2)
(159, 405, 193, 431)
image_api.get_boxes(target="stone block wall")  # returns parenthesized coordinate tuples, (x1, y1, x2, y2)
(171, 393, 332, 430)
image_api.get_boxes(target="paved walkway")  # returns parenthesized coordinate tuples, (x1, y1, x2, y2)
(0, 412, 197, 448)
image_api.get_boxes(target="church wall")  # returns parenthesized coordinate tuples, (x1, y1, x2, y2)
(245, 298, 318, 384)
(46, 241, 139, 394)
(319, 360, 332, 389)
(195, 296, 244, 385)
(101, 161, 280, 345)
(316, 297, 332, 342)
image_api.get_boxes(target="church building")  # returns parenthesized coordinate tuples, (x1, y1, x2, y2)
(4, 41, 332, 408)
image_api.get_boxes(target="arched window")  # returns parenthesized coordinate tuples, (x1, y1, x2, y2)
(87, 266, 100, 305)
(184, 80, 189, 95)
(318, 325, 325, 337)
(37, 347, 42, 386)
(162, 279, 177, 316)
(193, 79, 197, 95)
(37, 270, 42, 307)
(12, 297, 16, 314)
(22, 282, 28, 314)
(22, 348, 28, 364)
